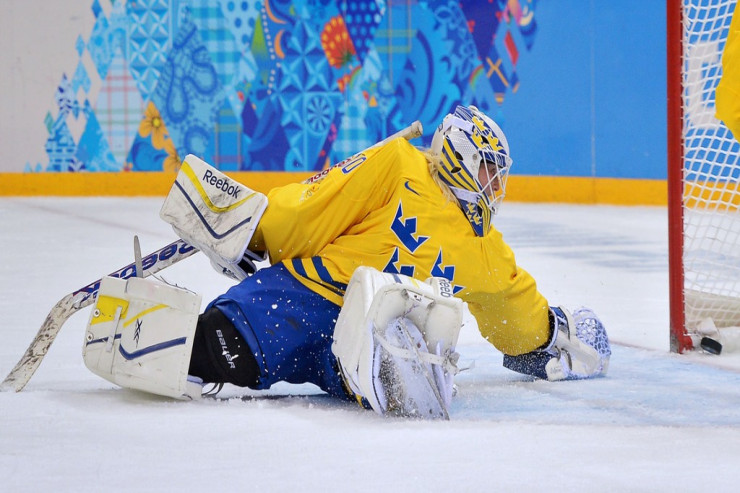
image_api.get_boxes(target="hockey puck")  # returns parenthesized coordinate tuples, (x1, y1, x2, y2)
(700, 337, 723, 355)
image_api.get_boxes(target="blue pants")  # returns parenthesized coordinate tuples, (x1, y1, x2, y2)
(207, 263, 348, 399)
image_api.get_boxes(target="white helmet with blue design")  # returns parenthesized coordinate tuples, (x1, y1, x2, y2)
(430, 105, 513, 236)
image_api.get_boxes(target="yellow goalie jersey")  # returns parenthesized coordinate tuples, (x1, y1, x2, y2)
(716, 8, 740, 140)
(250, 138, 551, 356)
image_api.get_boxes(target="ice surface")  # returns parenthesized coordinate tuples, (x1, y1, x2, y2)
(1, 198, 740, 492)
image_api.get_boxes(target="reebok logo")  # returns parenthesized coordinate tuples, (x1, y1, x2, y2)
(203, 170, 241, 199)
(437, 278, 453, 298)
(216, 329, 238, 369)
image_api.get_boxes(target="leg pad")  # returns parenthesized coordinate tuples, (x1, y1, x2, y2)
(83, 276, 202, 399)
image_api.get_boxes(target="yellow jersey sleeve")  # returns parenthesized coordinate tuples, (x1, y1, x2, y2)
(716, 8, 740, 140)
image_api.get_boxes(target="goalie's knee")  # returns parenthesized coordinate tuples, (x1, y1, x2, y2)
(332, 266, 467, 419)
(83, 276, 203, 399)
(189, 306, 260, 388)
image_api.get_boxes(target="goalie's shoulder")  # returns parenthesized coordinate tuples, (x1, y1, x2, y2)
(365, 137, 429, 179)
(385, 136, 426, 159)
(330, 138, 417, 185)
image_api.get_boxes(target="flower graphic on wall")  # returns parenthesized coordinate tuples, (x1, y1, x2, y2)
(321, 16, 356, 68)
(139, 102, 169, 149)
(126, 101, 181, 171)
(163, 138, 181, 172)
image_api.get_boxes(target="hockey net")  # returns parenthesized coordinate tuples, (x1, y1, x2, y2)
(668, 0, 740, 352)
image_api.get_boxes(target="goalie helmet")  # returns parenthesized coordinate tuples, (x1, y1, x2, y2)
(430, 105, 513, 236)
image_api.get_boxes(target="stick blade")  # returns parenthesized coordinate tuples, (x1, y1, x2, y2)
(0, 294, 77, 392)
(134, 235, 143, 278)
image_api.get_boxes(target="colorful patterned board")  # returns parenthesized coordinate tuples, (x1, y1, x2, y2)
(39, 0, 537, 174)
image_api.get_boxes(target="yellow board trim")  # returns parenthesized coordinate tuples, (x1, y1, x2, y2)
(0, 171, 314, 197)
(504, 176, 667, 205)
(4, 171, 736, 208)
(180, 161, 260, 213)
(9, 171, 738, 207)
(684, 180, 740, 211)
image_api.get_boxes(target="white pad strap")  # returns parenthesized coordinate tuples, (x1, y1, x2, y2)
(83, 276, 202, 400)
(160, 154, 268, 280)
(374, 331, 453, 370)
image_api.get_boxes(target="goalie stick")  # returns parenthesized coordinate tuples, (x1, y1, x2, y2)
(303, 120, 423, 184)
(1, 121, 424, 392)
(0, 239, 198, 392)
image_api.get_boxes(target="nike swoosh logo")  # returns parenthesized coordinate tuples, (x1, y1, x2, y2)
(404, 180, 419, 196)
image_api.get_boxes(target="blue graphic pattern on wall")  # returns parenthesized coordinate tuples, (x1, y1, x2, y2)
(39, 0, 539, 173)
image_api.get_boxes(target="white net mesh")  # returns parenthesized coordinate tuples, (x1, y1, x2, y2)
(682, 0, 740, 330)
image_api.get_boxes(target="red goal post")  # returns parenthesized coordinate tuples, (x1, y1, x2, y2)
(667, 0, 740, 353)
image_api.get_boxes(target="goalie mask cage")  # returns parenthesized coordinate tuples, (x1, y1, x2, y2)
(668, 0, 740, 353)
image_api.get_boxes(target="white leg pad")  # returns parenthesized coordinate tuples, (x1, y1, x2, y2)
(332, 267, 467, 418)
(83, 276, 203, 400)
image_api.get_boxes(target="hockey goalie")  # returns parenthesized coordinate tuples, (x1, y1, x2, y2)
(81, 106, 611, 418)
